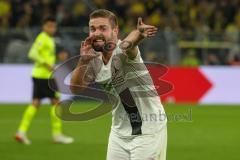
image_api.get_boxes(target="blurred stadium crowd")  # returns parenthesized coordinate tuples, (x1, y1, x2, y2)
(1, 0, 240, 65)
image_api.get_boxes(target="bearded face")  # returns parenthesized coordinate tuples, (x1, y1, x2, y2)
(89, 17, 118, 52)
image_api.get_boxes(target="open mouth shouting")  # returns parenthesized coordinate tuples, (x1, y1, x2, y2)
(91, 35, 106, 52)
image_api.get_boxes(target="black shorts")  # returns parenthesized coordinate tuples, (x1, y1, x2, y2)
(32, 77, 58, 99)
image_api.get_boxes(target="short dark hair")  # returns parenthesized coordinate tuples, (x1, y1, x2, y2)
(90, 9, 118, 28)
(42, 16, 56, 25)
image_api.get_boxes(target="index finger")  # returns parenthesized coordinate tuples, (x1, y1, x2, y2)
(84, 36, 93, 45)
(81, 41, 85, 48)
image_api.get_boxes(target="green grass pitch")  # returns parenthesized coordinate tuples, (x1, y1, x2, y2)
(0, 102, 239, 160)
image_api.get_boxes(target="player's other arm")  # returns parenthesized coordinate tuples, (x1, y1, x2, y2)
(70, 59, 91, 94)
(70, 37, 100, 94)
(122, 17, 158, 60)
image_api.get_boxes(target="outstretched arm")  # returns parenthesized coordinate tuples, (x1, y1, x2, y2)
(122, 17, 158, 59)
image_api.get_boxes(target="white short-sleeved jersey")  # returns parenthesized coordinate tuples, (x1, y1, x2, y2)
(88, 40, 167, 137)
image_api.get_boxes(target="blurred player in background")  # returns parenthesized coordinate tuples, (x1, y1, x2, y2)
(71, 9, 167, 160)
(15, 16, 73, 145)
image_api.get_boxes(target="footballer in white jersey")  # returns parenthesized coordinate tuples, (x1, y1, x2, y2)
(71, 9, 167, 160)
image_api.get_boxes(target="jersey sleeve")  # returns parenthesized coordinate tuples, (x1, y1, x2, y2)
(28, 36, 45, 64)
(116, 40, 143, 63)
(126, 46, 143, 63)
(128, 46, 143, 63)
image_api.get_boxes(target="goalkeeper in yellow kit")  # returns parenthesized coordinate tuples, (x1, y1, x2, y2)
(15, 16, 73, 145)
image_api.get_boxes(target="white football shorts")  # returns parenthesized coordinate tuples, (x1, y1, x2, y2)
(107, 126, 167, 160)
